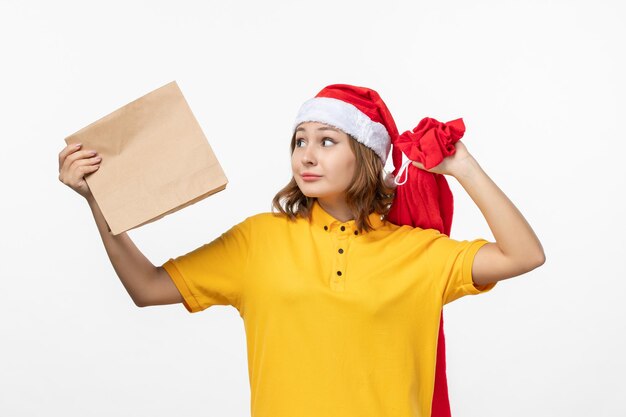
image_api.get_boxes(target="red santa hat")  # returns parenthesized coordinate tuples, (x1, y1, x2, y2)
(293, 83, 467, 417)
(293, 84, 398, 168)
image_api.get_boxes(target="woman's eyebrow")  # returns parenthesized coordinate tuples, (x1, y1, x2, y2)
(296, 126, 341, 133)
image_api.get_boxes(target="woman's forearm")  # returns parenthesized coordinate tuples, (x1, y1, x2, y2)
(453, 157, 545, 266)
(86, 195, 158, 306)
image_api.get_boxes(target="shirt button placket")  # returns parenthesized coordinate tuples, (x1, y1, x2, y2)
(330, 224, 350, 292)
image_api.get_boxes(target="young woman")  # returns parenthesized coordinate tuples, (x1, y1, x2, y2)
(58, 83, 545, 417)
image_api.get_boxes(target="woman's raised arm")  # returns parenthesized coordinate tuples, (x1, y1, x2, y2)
(58, 143, 183, 307)
(412, 140, 546, 286)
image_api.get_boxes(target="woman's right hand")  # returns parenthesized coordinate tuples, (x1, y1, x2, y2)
(58, 143, 102, 199)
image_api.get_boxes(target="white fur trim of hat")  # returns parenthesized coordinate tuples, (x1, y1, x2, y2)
(292, 97, 391, 165)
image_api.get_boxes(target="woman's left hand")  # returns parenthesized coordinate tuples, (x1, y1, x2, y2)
(411, 140, 473, 177)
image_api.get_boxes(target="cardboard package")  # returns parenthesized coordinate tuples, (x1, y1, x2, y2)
(64, 81, 228, 235)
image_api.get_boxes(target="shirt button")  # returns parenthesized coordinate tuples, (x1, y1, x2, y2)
(324, 225, 328, 231)
(340, 225, 345, 231)
(336, 271, 342, 276)
(338, 248, 344, 254)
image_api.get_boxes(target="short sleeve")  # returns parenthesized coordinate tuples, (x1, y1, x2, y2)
(425, 230, 496, 305)
(161, 217, 252, 313)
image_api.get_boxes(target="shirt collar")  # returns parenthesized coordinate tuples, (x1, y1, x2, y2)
(310, 199, 385, 235)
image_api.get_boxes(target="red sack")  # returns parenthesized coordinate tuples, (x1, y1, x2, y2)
(387, 117, 466, 417)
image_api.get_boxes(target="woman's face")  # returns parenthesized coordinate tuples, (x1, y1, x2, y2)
(291, 121, 356, 203)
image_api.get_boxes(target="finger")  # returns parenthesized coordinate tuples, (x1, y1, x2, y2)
(60, 154, 100, 183)
(59, 163, 100, 184)
(58, 143, 83, 170)
(67, 160, 101, 183)
(78, 162, 101, 176)
(77, 155, 102, 165)
(411, 161, 425, 170)
(70, 155, 102, 173)
(59, 145, 92, 172)
(61, 149, 99, 173)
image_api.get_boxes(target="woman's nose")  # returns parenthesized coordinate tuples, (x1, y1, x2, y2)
(302, 147, 316, 164)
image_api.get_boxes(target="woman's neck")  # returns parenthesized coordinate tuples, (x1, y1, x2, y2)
(316, 198, 354, 222)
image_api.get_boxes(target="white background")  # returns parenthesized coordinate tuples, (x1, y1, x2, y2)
(1, 0, 624, 416)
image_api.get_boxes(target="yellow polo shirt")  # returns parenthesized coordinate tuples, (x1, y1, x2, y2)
(161, 200, 496, 417)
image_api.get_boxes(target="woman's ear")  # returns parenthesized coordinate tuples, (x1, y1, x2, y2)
(382, 170, 397, 189)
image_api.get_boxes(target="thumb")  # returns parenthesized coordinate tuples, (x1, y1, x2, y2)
(411, 160, 426, 170)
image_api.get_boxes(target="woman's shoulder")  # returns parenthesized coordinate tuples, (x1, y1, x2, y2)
(241, 210, 298, 228)
(380, 217, 439, 233)
(377, 220, 446, 243)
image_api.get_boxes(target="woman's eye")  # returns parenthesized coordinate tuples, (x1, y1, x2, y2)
(322, 138, 335, 146)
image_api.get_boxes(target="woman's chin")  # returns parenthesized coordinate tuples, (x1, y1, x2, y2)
(297, 182, 339, 200)
(297, 183, 320, 196)
(300, 190, 320, 198)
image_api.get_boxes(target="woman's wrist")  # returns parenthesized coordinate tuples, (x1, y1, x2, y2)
(450, 154, 482, 180)
(85, 193, 96, 205)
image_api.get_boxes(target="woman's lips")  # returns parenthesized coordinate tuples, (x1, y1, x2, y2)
(301, 174, 322, 181)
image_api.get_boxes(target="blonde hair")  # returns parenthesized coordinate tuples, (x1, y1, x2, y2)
(271, 130, 395, 233)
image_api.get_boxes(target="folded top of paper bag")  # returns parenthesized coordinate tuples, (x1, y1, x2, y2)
(64, 80, 228, 235)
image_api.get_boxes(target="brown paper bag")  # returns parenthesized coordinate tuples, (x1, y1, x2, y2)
(64, 81, 228, 235)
